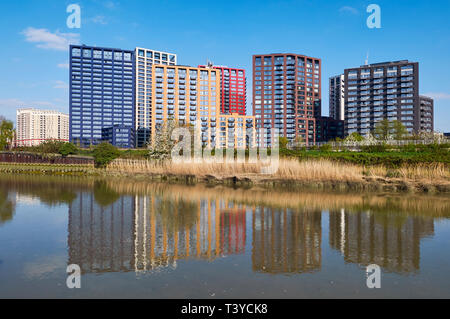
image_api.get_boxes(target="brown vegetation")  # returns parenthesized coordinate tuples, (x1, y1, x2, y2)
(106, 158, 450, 192)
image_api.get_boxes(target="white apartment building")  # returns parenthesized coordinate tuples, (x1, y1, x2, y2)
(16, 108, 69, 147)
(135, 47, 178, 147)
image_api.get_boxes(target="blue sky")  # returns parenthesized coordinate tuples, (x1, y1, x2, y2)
(0, 0, 449, 131)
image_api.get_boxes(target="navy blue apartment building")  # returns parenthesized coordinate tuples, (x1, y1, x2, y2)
(69, 45, 135, 148)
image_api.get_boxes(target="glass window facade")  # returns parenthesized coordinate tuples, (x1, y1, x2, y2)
(70, 45, 135, 148)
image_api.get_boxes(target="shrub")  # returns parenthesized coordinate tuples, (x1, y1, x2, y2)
(361, 144, 388, 153)
(279, 137, 289, 149)
(58, 143, 78, 157)
(92, 142, 121, 168)
(37, 141, 66, 154)
(319, 144, 332, 152)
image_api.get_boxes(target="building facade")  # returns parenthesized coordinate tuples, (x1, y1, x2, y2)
(69, 45, 135, 148)
(102, 124, 136, 149)
(344, 60, 420, 136)
(16, 108, 69, 147)
(199, 64, 247, 116)
(150, 65, 255, 149)
(315, 116, 344, 143)
(329, 74, 345, 121)
(135, 47, 177, 147)
(253, 54, 321, 146)
(418, 95, 434, 133)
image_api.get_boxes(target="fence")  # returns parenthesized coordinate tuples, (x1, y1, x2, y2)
(0, 152, 94, 165)
(288, 138, 450, 150)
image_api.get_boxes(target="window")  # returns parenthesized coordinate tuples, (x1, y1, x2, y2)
(83, 49, 91, 58)
(72, 47, 81, 57)
(93, 50, 102, 59)
(114, 52, 123, 61)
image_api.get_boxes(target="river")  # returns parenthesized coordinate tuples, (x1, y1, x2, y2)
(0, 174, 449, 298)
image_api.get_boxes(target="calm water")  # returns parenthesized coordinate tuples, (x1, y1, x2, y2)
(0, 174, 449, 298)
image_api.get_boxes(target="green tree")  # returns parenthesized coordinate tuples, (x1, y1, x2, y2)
(0, 119, 15, 151)
(374, 119, 408, 140)
(345, 132, 364, 142)
(279, 137, 289, 149)
(392, 120, 408, 140)
(373, 119, 391, 140)
(92, 142, 121, 168)
(58, 143, 78, 157)
(37, 141, 65, 154)
(293, 135, 305, 149)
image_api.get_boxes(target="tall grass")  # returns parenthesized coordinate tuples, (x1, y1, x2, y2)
(107, 158, 449, 183)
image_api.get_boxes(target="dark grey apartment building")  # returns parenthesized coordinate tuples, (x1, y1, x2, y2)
(419, 95, 434, 132)
(329, 74, 345, 121)
(344, 60, 421, 136)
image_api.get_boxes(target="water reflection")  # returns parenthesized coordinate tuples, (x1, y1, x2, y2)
(1, 175, 449, 276)
(329, 209, 434, 274)
(252, 209, 321, 274)
(68, 185, 247, 273)
(0, 190, 15, 225)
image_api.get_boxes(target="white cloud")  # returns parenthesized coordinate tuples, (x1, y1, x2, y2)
(0, 99, 61, 122)
(22, 27, 80, 51)
(104, 1, 119, 9)
(339, 6, 358, 15)
(423, 92, 450, 100)
(23, 255, 66, 280)
(0, 98, 56, 109)
(54, 80, 69, 90)
(91, 15, 108, 25)
(57, 63, 70, 69)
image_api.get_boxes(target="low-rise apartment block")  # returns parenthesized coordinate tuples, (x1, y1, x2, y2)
(16, 108, 69, 147)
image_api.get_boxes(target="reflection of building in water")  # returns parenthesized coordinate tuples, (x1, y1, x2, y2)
(252, 208, 322, 274)
(68, 192, 136, 273)
(68, 192, 246, 273)
(134, 198, 246, 272)
(329, 209, 435, 274)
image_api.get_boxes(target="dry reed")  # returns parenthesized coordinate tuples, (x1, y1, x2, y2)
(107, 158, 449, 183)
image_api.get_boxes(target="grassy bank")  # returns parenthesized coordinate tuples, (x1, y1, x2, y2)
(0, 163, 98, 176)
